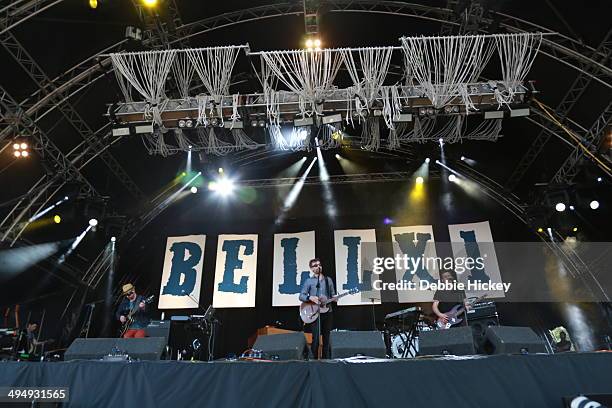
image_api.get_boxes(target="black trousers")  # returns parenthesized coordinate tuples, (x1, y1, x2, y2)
(309, 312, 333, 359)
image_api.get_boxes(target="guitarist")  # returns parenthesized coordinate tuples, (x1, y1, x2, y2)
(432, 270, 470, 328)
(115, 283, 150, 338)
(299, 258, 337, 359)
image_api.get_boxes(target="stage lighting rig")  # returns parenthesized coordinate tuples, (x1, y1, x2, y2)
(12, 141, 29, 158)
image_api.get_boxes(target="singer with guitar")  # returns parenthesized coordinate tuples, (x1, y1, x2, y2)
(115, 283, 150, 338)
(432, 270, 471, 329)
(299, 258, 337, 359)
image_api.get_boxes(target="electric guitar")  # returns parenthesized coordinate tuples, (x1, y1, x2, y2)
(300, 288, 359, 324)
(119, 295, 155, 337)
(435, 294, 487, 330)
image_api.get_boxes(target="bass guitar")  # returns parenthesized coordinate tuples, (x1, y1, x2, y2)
(300, 288, 359, 324)
(435, 294, 487, 330)
(119, 295, 155, 337)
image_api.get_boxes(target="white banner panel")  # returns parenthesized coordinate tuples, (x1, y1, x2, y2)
(212, 234, 258, 308)
(334, 229, 380, 306)
(158, 235, 206, 309)
(448, 221, 504, 299)
(272, 231, 316, 307)
(391, 225, 439, 303)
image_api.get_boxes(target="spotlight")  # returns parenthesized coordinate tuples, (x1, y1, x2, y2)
(89, 0, 97, 9)
(21, 151, 29, 157)
(335, 154, 341, 159)
(178, 119, 186, 128)
(20, 142, 27, 149)
(590, 200, 600, 210)
(218, 167, 224, 174)
(188, 145, 193, 150)
(111, 236, 116, 243)
(448, 174, 457, 182)
(383, 217, 393, 225)
(305, 39, 313, 49)
(13, 143, 19, 150)
(14, 151, 21, 157)
(438, 138, 444, 144)
(142, 0, 158, 7)
(217, 178, 235, 196)
(569, 205, 575, 210)
(555, 203, 566, 212)
(572, 227, 578, 232)
(425, 158, 430, 164)
(190, 186, 198, 194)
(53, 215, 61, 224)
(314, 39, 321, 48)
(257, 120, 266, 127)
(460, 156, 465, 161)
(597, 177, 602, 182)
(89, 218, 98, 227)
(537, 227, 543, 233)
(416, 176, 424, 184)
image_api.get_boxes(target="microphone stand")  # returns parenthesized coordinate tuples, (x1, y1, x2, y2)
(315, 276, 321, 360)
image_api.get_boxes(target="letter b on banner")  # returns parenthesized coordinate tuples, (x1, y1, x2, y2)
(158, 235, 206, 309)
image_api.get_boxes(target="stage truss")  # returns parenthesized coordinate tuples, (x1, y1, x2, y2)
(0, 0, 609, 265)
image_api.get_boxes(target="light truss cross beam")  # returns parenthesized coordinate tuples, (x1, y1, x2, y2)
(505, 28, 612, 190)
(552, 101, 612, 184)
(0, 30, 145, 200)
(0, 85, 100, 243)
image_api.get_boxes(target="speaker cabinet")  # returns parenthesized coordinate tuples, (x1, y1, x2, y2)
(484, 326, 547, 354)
(252, 333, 306, 360)
(419, 326, 476, 356)
(330, 331, 386, 359)
(65, 337, 167, 361)
(469, 316, 499, 353)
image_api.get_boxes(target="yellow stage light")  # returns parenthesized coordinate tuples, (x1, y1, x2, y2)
(89, 0, 97, 9)
(305, 39, 313, 49)
(53, 215, 61, 224)
(572, 227, 578, 232)
(142, 0, 158, 7)
(416, 176, 424, 184)
(313, 39, 321, 48)
(537, 227, 543, 233)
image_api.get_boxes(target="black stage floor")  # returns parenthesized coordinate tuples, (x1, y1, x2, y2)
(1, 353, 611, 408)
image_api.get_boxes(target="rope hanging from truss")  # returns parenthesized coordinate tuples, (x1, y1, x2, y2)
(341, 47, 394, 120)
(400, 35, 494, 110)
(494, 33, 542, 106)
(259, 49, 343, 118)
(110, 50, 177, 126)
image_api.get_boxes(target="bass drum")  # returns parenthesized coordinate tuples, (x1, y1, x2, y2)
(390, 332, 418, 358)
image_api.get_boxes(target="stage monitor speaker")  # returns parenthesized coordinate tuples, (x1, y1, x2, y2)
(253, 333, 306, 360)
(330, 331, 386, 359)
(146, 320, 171, 344)
(484, 326, 547, 354)
(419, 326, 476, 356)
(65, 337, 167, 361)
(469, 316, 499, 353)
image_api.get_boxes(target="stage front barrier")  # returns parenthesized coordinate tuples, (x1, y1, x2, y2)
(1, 354, 611, 407)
